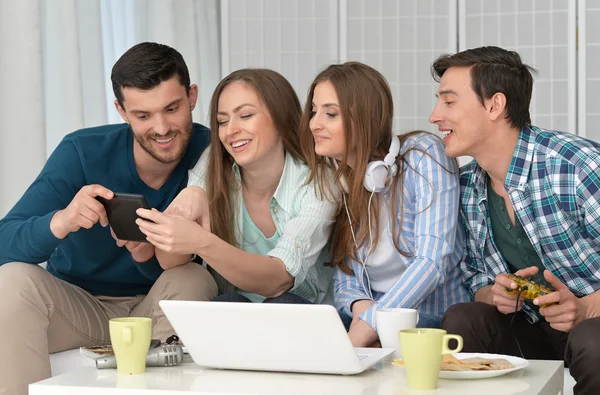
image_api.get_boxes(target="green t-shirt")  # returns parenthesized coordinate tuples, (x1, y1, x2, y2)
(487, 179, 549, 317)
(237, 201, 280, 302)
(487, 179, 545, 281)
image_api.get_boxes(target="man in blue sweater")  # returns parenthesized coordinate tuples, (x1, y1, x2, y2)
(0, 42, 217, 395)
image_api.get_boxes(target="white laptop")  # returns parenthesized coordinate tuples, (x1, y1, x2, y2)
(159, 300, 394, 375)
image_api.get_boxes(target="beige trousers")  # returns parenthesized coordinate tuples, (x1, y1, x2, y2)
(0, 262, 217, 395)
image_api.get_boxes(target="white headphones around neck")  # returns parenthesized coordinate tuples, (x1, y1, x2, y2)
(363, 134, 400, 193)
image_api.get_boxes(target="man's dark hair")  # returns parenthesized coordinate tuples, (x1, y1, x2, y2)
(111, 42, 191, 109)
(431, 46, 537, 129)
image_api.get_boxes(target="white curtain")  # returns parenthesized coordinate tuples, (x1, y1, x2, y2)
(0, 0, 221, 217)
(0, 0, 46, 218)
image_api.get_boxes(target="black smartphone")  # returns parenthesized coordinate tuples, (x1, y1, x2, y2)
(97, 193, 151, 242)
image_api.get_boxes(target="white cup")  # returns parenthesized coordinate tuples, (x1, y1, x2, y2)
(375, 308, 419, 358)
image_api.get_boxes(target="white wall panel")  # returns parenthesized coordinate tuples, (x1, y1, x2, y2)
(222, 0, 339, 102)
(345, 0, 458, 135)
(460, 0, 576, 135)
(221, 0, 592, 143)
(579, 0, 600, 141)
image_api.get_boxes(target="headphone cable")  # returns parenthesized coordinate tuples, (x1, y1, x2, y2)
(342, 190, 376, 295)
(509, 287, 528, 360)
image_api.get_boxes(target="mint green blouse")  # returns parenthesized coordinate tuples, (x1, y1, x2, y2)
(188, 147, 336, 303)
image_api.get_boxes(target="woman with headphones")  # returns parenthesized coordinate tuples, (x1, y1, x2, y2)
(299, 62, 470, 347)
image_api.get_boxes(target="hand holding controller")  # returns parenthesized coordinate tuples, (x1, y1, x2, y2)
(503, 273, 555, 307)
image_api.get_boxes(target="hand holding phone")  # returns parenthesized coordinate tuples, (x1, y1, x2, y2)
(135, 208, 207, 256)
(50, 185, 114, 239)
(97, 193, 151, 242)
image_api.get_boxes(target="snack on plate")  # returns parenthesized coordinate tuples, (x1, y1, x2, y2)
(392, 354, 514, 371)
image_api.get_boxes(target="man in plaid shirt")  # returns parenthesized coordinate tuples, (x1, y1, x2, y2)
(429, 46, 600, 395)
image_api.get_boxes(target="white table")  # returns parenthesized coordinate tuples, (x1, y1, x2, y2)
(31, 357, 564, 395)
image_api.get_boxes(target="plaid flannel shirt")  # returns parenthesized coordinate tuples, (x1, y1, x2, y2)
(460, 125, 600, 322)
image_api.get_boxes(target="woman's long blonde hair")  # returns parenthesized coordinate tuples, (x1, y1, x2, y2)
(207, 69, 303, 246)
(299, 62, 438, 273)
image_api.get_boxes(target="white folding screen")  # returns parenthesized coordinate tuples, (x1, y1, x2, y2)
(459, 0, 576, 135)
(579, 0, 600, 141)
(220, 0, 594, 140)
(221, 0, 339, 100)
(343, 0, 458, 134)
(221, 0, 456, 133)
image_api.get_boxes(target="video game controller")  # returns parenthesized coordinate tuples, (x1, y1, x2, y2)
(503, 273, 555, 306)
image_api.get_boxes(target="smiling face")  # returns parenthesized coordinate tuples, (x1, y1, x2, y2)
(309, 81, 348, 163)
(116, 76, 196, 165)
(429, 66, 491, 158)
(216, 81, 283, 169)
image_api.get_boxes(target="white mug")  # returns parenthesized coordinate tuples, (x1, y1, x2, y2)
(375, 308, 419, 358)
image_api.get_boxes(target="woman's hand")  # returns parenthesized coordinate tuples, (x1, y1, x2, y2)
(164, 187, 209, 229)
(136, 208, 210, 255)
(348, 317, 379, 347)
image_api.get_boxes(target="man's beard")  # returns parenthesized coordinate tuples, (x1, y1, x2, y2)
(134, 118, 193, 164)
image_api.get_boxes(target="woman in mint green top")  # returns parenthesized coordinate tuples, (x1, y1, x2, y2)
(136, 69, 336, 304)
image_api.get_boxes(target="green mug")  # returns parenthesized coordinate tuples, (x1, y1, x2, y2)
(398, 328, 463, 390)
(109, 317, 152, 375)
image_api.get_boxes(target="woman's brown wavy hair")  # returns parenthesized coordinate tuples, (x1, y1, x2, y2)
(299, 62, 436, 273)
(207, 69, 303, 246)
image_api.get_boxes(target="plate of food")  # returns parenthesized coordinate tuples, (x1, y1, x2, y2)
(392, 353, 528, 379)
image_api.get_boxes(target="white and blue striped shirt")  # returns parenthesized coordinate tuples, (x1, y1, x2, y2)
(335, 133, 470, 330)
